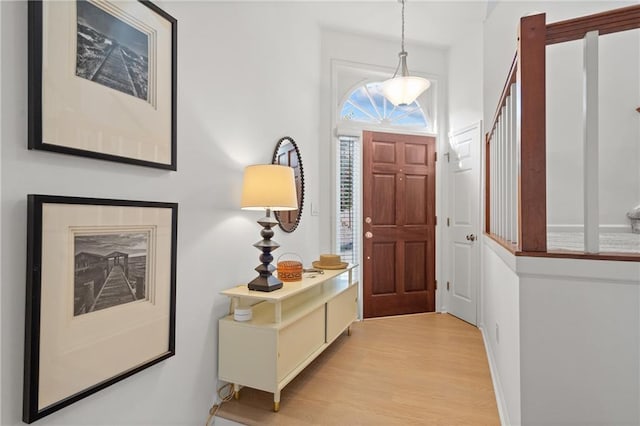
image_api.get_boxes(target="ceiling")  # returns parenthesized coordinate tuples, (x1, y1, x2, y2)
(312, 1, 488, 48)
(197, 1, 489, 48)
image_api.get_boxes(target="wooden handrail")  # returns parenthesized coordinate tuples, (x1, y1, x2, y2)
(488, 53, 518, 142)
(485, 232, 519, 256)
(546, 5, 640, 45)
(519, 250, 640, 263)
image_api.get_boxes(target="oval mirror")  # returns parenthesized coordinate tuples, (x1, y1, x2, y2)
(272, 136, 304, 232)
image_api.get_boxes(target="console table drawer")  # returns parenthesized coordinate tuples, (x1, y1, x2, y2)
(277, 305, 325, 380)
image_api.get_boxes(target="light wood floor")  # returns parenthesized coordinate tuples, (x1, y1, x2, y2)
(217, 313, 500, 425)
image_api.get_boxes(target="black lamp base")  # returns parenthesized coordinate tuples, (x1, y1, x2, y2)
(248, 275, 283, 292)
(247, 209, 283, 292)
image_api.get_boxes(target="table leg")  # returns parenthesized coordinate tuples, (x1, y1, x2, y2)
(233, 384, 240, 400)
(273, 391, 281, 412)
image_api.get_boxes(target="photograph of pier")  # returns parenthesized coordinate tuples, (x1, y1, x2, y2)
(74, 231, 149, 316)
(75, 0, 149, 101)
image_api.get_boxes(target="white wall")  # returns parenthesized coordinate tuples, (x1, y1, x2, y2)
(518, 256, 640, 425)
(546, 39, 584, 227)
(482, 238, 521, 425)
(484, 237, 640, 426)
(1, 2, 329, 424)
(597, 30, 640, 226)
(448, 24, 483, 134)
(546, 29, 640, 228)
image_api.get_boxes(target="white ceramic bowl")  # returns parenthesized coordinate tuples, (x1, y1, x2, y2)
(234, 307, 252, 322)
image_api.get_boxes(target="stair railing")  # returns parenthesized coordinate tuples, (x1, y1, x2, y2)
(485, 5, 640, 259)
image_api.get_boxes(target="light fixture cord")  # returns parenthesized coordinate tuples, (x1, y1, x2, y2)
(401, 0, 405, 53)
(391, 0, 406, 78)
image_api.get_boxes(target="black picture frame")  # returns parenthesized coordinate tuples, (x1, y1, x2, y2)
(28, 0, 178, 170)
(272, 136, 304, 232)
(23, 195, 178, 423)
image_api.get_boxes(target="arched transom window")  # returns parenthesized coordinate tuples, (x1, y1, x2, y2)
(339, 81, 428, 128)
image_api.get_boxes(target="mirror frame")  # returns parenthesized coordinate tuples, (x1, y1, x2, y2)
(272, 136, 304, 233)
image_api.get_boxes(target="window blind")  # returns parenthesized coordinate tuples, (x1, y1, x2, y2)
(336, 136, 361, 266)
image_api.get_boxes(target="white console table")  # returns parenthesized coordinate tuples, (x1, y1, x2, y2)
(218, 265, 358, 411)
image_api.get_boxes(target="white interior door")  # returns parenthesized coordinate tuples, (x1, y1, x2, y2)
(448, 122, 481, 325)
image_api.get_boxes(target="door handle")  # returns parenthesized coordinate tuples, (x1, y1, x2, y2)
(365, 231, 373, 239)
(466, 234, 476, 242)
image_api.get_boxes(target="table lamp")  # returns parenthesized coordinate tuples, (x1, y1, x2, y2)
(241, 164, 298, 291)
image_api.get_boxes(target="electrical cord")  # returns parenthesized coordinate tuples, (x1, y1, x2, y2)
(205, 382, 235, 426)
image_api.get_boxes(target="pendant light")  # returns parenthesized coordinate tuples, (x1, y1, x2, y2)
(382, 0, 430, 106)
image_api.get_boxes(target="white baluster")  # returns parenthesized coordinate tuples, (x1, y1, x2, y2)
(510, 83, 519, 245)
(584, 30, 599, 254)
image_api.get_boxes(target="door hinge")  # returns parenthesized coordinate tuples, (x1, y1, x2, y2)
(435, 216, 437, 226)
(445, 152, 450, 163)
(435, 280, 437, 290)
(434, 152, 438, 162)
(447, 281, 450, 291)
(447, 217, 450, 227)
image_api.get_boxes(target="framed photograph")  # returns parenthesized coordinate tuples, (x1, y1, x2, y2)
(28, 0, 177, 170)
(23, 195, 178, 423)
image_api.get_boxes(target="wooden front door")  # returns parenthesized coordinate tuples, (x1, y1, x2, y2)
(362, 131, 436, 318)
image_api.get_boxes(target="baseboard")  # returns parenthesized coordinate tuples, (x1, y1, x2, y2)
(547, 224, 631, 233)
(479, 324, 510, 426)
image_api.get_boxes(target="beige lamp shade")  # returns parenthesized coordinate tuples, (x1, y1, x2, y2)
(241, 164, 298, 211)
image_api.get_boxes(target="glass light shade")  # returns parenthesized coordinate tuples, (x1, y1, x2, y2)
(241, 164, 298, 211)
(382, 76, 431, 106)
